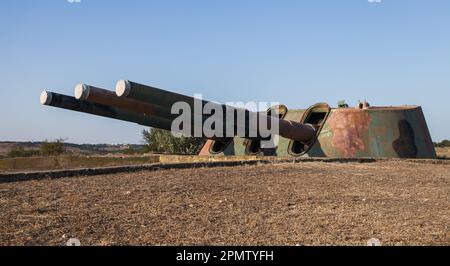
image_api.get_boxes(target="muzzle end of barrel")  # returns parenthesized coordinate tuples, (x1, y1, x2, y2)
(40, 90, 53, 105)
(115, 80, 131, 97)
(74, 83, 91, 100)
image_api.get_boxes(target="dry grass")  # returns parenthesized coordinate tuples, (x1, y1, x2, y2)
(0, 160, 449, 246)
(436, 147, 450, 158)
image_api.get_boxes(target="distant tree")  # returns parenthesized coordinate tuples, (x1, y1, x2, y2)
(435, 140, 450, 147)
(142, 128, 205, 154)
(40, 139, 65, 156)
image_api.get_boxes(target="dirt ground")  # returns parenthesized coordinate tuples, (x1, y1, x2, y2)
(0, 160, 449, 246)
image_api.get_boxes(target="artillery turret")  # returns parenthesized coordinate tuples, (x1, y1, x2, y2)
(41, 81, 436, 159)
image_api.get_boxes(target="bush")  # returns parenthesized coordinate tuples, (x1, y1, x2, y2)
(142, 128, 205, 155)
(7, 147, 39, 158)
(121, 148, 136, 155)
(40, 140, 65, 156)
(435, 140, 450, 147)
(120, 147, 144, 155)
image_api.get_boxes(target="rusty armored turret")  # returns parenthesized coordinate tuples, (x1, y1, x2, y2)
(40, 81, 436, 159)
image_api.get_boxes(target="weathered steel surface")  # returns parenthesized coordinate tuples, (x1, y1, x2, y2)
(326, 109, 372, 157)
(204, 106, 436, 159)
(314, 106, 436, 158)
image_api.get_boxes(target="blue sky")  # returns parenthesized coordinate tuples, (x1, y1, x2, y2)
(1, 0, 449, 144)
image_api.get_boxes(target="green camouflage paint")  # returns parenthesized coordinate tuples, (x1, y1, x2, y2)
(202, 105, 436, 159)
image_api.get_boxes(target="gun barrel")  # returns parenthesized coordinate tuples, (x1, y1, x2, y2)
(41, 81, 316, 143)
(40, 91, 173, 130)
(116, 80, 207, 108)
(115, 80, 316, 142)
(279, 120, 316, 142)
(75, 84, 179, 120)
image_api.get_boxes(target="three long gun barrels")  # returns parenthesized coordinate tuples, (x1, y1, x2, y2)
(40, 81, 316, 142)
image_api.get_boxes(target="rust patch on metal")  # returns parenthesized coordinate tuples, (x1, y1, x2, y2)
(199, 140, 213, 155)
(327, 110, 372, 157)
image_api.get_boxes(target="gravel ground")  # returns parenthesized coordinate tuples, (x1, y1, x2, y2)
(0, 160, 449, 246)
